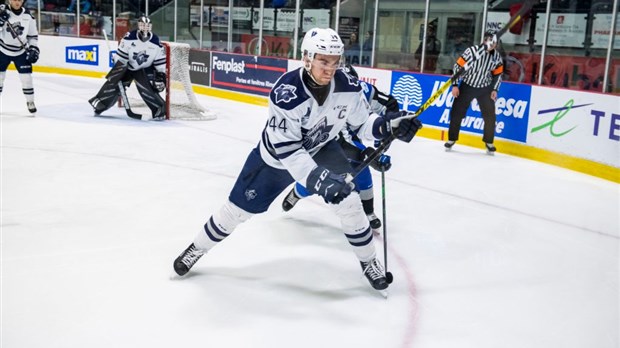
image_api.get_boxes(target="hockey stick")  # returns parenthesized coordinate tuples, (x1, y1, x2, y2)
(117, 81, 142, 120)
(4, 21, 28, 50)
(101, 29, 142, 120)
(352, 0, 538, 178)
(380, 166, 393, 284)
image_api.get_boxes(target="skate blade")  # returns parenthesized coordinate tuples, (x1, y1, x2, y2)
(486, 151, 495, 156)
(379, 289, 388, 298)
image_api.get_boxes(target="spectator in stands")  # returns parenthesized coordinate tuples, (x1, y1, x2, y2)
(67, 0, 91, 14)
(72, 14, 92, 36)
(345, 32, 360, 51)
(414, 22, 441, 73)
(362, 30, 373, 51)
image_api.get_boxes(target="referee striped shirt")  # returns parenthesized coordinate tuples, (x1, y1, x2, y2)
(452, 45, 504, 90)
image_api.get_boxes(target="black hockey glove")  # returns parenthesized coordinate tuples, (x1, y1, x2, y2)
(382, 110, 423, 143)
(362, 147, 392, 172)
(306, 166, 354, 205)
(374, 90, 399, 113)
(153, 71, 166, 92)
(25, 46, 40, 64)
(0, 5, 10, 27)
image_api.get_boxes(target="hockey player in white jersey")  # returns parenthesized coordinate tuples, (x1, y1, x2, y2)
(0, 0, 40, 114)
(281, 64, 399, 231)
(173, 27, 422, 293)
(88, 16, 167, 120)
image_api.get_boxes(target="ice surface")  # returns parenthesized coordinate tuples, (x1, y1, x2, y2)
(1, 72, 618, 348)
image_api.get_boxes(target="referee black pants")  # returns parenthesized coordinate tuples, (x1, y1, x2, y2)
(448, 83, 496, 144)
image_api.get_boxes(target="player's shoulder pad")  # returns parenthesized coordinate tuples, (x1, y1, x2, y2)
(123, 30, 139, 41)
(23, 8, 35, 19)
(150, 34, 162, 46)
(269, 68, 310, 111)
(333, 69, 363, 93)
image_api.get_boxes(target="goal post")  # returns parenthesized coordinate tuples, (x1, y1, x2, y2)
(121, 42, 215, 121)
(162, 41, 216, 120)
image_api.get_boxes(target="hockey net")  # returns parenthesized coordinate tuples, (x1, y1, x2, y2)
(124, 42, 216, 121)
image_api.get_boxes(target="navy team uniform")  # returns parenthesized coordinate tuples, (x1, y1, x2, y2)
(172, 27, 421, 293)
(0, 3, 40, 113)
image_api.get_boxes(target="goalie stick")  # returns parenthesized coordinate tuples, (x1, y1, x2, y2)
(352, 0, 538, 178)
(117, 81, 142, 120)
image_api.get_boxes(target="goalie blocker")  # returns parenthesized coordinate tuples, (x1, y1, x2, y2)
(89, 61, 166, 120)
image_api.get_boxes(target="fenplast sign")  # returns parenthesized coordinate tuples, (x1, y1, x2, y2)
(66, 44, 99, 66)
(211, 52, 287, 96)
(390, 72, 531, 143)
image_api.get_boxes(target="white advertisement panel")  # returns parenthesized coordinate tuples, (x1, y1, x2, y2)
(38, 35, 116, 73)
(286, 61, 391, 99)
(528, 86, 619, 166)
(591, 13, 620, 49)
(302, 9, 330, 32)
(486, 12, 530, 45)
(534, 13, 587, 47)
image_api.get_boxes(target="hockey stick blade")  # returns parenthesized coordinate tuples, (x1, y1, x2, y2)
(352, 0, 539, 178)
(117, 81, 142, 120)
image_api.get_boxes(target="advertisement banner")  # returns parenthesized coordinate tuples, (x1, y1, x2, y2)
(211, 53, 287, 96)
(189, 49, 211, 87)
(528, 87, 619, 166)
(241, 34, 291, 58)
(37, 36, 116, 72)
(390, 72, 531, 143)
(591, 13, 620, 49)
(534, 13, 586, 48)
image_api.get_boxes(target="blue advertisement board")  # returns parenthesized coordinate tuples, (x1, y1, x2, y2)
(211, 53, 288, 96)
(390, 72, 532, 143)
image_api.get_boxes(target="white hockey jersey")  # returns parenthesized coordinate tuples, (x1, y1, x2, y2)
(0, 7, 38, 56)
(115, 30, 166, 73)
(259, 68, 382, 184)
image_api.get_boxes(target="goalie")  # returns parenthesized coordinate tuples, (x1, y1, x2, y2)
(88, 16, 167, 120)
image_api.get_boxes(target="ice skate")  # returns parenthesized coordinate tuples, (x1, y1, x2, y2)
(444, 140, 455, 151)
(282, 188, 301, 212)
(367, 212, 382, 230)
(360, 257, 388, 295)
(173, 243, 205, 276)
(27, 101, 37, 114)
(485, 143, 496, 156)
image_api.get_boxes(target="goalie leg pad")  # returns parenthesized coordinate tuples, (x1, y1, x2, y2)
(132, 69, 165, 118)
(105, 61, 129, 85)
(89, 79, 121, 114)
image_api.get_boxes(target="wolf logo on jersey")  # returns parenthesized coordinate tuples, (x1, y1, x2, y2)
(8, 23, 24, 38)
(274, 84, 297, 103)
(132, 51, 150, 66)
(302, 116, 334, 150)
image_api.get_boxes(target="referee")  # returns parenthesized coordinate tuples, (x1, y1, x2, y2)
(445, 31, 504, 154)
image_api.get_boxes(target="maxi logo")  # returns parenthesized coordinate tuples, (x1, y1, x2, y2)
(531, 99, 592, 137)
(66, 45, 98, 66)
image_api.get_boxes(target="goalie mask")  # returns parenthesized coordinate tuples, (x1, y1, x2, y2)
(137, 16, 152, 42)
(301, 28, 344, 72)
